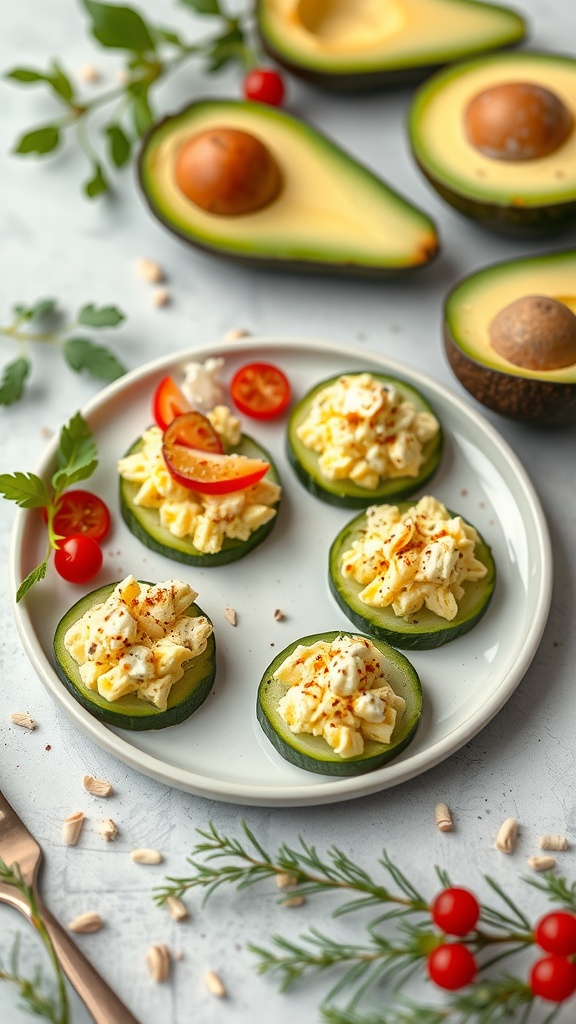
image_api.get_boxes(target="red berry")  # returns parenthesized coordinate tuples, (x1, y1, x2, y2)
(243, 68, 285, 107)
(54, 534, 103, 584)
(431, 887, 481, 937)
(535, 911, 576, 956)
(530, 954, 576, 1003)
(427, 943, 477, 991)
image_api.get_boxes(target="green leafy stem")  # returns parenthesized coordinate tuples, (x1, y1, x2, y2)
(6, 0, 257, 197)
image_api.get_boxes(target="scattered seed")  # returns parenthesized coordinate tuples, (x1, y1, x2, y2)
(224, 606, 237, 626)
(527, 855, 557, 872)
(98, 818, 118, 842)
(62, 811, 85, 846)
(147, 943, 170, 982)
(151, 287, 170, 307)
(130, 848, 163, 865)
(276, 872, 297, 889)
(224, 327, 250, 341)
(282, 895, 306, 908)
(135, 257, 165, 283)
(174, 949, 184, 961)
(495, 817, 518, 854)
(434, 803, 454, 832)
(68, 911, 103, 933)
(273, 608, 286, 622)
(10, 711, 36, 730)
(83, 775, 113, 797)
(539, 835, 569, 851)
(166, 895, 189, 922)
(204, 969, 227, 997)
(79, 64, 100, 84)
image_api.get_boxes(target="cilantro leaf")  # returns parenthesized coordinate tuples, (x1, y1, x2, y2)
(17, 562, 48, 603)
(52, 412, 98, 492)
(0, 472, 51, 508)
(83, 0, 157, 53)
(77, 304, 125, 328)
(0, 358, 30, 405)
(14, 125, 60, 156)
(206, 26, 245, 73)
(6, 67, 50, 84)
(47, 61, 75, 103)
(131, 86, 154, 136)
(84, 162, 109, 198)
(64, 337, 126, 381)
(180, 0, 222, 14)
(30, 298, 58, 320)
(104, 123, 131, 168)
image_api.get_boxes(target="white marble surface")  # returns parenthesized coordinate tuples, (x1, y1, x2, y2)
(1, 1, 575, 1022)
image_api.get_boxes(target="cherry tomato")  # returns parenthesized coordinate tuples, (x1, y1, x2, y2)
(431, 888, 480, 937)
(231, 362, 291, 420)
(54, 534, 103, 584)
(530, 955, 576, 1002)
(535, 912, 576, 956)
(163, 442, 270, 494)
(243, 68, 285, 107)
(163, 412, 223, 454)
(153, 375, 191, 431)
(427, 943, 477, 991)
(45, 490, 111, 542)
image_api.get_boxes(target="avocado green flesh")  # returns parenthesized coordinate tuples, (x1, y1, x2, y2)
(53, 584, 216, 730)
(329, 506, 496, 650)
(257, 0, 525, 83)
(287, 372, 443, 509)
(138, 100, 438, 274)
(409, 52, 576, 223)
(444, 250, 576, 383)
(257, 631, 422, 776)
(119, 434, 281, 567)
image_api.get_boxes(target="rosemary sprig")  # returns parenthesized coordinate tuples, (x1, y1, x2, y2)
(6, 0, 257, 198)
(0, 297, 126, 405)
(0, 860, 69, 1024)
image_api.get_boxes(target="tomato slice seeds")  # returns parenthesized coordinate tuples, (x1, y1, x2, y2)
(231, 362, 291, 420)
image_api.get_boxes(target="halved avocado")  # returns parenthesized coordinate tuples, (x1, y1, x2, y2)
(138, 99, 439, 276)
(409, 52, 576, 235)
(257, 0, 525, 91)
(444, 250, 576, 425)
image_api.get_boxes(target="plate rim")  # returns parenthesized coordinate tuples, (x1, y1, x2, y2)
(9, 336, 553, 806)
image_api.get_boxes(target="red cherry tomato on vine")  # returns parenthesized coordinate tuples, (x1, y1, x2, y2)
(231, 362, 291, 420)
(431, 888, 481, 937)
(54, 534, 103, 584)
(163, 412, 223, 454)
(535, 912, 576, 956)
(243, 68, 285, 107)
(45, 490, 111, 542)
(530, 954, 576, 1002)
(427, 943, 477, 991)
(153, 375, 191, 431)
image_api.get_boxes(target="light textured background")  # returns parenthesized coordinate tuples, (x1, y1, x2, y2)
(1, 1, 575, 1022)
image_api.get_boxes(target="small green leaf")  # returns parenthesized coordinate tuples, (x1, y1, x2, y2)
(64, 337, 126, 381)
(77, 303, 125, 328)
(53, 412, 98, 492)
(0, 358, 30, 405)
(14, 125, 60, 156)
(6, 67, 48, 84)
(30, 298, 58, 320)
(0, 471, 51, 508)
(17, 562, 48, 602)
(83, 0, 156, 53)
(84, 162, 109, 198)
(131, 87, 154, 136)
(158, 28, 183, 45)
(206, 26, 245, 73)
(104, 122, 131, 167)
(48, 61, 75, 102)
(180, 0, 222, 15)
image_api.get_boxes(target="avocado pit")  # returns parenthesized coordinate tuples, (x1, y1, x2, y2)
(174, 127, 281, 216)
(489, 295, 576, 371)
(464, 81, 573, 161)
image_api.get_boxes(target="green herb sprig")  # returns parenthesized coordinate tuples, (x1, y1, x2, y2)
(0, 412, 98, 600)
(0, 859, 69, 1024)
(0, 298, 126, 406)
(6, 0, 256, 197)
(155, 822, 576, 1023)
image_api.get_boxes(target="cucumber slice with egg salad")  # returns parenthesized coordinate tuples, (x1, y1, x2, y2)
(53, 578, 216, 731)
(329, 496, 496, 650)
(257, 631, 422, 777)
(287, 370, 443, 508)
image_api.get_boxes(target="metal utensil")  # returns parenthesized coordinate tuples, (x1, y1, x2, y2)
(0, 788, 141, 1024)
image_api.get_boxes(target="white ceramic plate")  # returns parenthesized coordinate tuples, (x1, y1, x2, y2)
(10, 339, 552, 806)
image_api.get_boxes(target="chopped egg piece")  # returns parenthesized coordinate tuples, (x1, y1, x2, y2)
(297, 373, 439, 488)
(63, 576, 212, 711)
(274, 635, 405, 759)
(341, 495, 488, 621)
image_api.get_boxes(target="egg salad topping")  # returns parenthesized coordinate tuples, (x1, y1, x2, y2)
(296, 373, 439, 489)
(117, 416, 281, 555)
(341, 495, 488, 621)
(63, 576, 212, 711)
(274, 635, 406, 759)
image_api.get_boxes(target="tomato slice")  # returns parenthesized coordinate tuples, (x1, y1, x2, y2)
(231, 362, 291, 420)
(47, 490, 111, 541)
(153, 375, 191, 431)
(163, 412, 223, 454)
(163, 443, 270, 494)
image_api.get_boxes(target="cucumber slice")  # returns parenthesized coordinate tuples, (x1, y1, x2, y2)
(53, 583, 216, 730)
(119, 433, 281, 567)
(287, 372, 443, 508)
(257, 631, 422, 777)
(329, 505, 496, 650)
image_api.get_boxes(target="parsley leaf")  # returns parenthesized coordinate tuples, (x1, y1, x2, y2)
(83, 0, 157, 53)
(17, 562, 48, 603)
(0, 472, 51, 508)
(64, 337, 126, 381)
(52, 412, 98, 493)
(77, 303, 125, 328)
(14, 125, 60, 156)
(0, 358, 30, 405)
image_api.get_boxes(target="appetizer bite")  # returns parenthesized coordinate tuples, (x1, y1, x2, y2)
(330, 496, 495, 649)
(257, 631, 422, 776)
(53, 576, 215, 730)
(287, 371, 442, 507)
